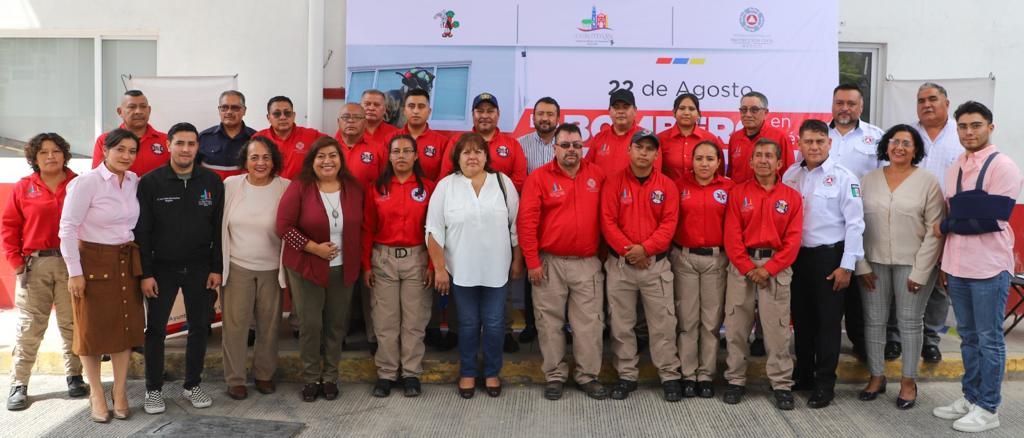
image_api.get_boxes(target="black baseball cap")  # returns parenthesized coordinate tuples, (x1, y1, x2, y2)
(609, 89, 636, 107)
(472, 92, 499, 110)
(630, 129, 660, 148)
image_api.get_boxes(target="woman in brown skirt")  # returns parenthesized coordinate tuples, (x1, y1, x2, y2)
(58, 128, 145, 423)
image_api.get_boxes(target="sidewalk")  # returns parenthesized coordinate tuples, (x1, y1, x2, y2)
(1, 309, 1023, 384)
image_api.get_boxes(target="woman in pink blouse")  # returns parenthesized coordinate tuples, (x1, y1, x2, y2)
(58, 128, 144, 423)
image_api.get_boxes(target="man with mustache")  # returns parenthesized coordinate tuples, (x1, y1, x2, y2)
(253, 96, 328, 180)
(199, 90, 257, 180)
(726, 91, 794, 184)
(358, 89, 399, 148)
(90, 90, 168, 176)
(440, 93, 528, 191)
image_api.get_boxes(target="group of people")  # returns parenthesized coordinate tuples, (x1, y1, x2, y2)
(2, 81, 1019, 433)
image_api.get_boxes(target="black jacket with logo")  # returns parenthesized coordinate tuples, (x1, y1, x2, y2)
(134, 163, 224, 278)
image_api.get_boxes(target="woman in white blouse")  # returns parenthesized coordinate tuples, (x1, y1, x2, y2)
(426, 132, 523, 399)
(855, 124, 946, 410)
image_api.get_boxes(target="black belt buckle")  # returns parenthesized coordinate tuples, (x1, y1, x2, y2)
(394, 248, 409, 259)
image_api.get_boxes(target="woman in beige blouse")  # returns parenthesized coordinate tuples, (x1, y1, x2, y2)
(855, 124, 946, 410)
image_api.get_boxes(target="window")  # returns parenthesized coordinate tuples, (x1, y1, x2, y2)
(839, 43, 885, 124)
(347, 65, 471, 124)
(101, 40, 157, 133)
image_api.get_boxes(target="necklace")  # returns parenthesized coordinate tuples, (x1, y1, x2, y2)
(321, 192, 340, 226)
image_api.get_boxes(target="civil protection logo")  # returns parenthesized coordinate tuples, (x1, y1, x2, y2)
(424, 145, 436, 157)
(411, 188, 427, 202)
(360, 151, 374, 163)
(434, 10, 460, 38)
(713, 189, 728, 205)
(740, 7, 765, 32)
(579, 6, 611, 32)
(651, 190, 665, 205)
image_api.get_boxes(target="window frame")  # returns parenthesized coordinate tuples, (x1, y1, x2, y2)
(838, 42, 886, 126)
(346, 62, 472, 131)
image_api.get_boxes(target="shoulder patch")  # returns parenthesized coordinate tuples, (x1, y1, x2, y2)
(851, 184, 861, 198)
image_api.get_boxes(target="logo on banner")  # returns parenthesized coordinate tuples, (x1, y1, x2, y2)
(650, 190, 665, 205)
(360, 152, 374, 163)
(424, 145, 437, 157)
(434, 10, 460, 38)
(774, 199, 789, 214)
(575, 6, 614, 46)
(579, 6, 612, 31)
(411, 188, 427, 202)
(151, 143, 164, 155)
(713, 189, 728, 204)
(496, 145, 510, 157)
(740, 7, 765, 32)
(198, 189, 214, 207)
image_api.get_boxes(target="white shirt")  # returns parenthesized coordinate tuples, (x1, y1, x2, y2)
(320, 190, 343, 267)
(827, 120, 885, 179)
(782, 156, 865, 270)
(915, 118, 961, 193)
(426, 172, 520, 288)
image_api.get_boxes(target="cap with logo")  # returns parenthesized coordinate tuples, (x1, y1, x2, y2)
(609, 89, 636, 107)
(630, 129, 660, 148)
(472, 93, 499, 110)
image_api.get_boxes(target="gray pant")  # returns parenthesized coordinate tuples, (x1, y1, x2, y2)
(886, 282, 948, 347)
(863, 263, 937, 378)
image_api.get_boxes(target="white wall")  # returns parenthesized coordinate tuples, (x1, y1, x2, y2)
(839, 0, 1024, 166)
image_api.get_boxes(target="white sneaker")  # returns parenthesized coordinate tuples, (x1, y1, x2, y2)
(933, 396, 973, 420)
(953, 405, 1000, 433)
(144, 390, 165, 414)
(182, 385, 213, 408)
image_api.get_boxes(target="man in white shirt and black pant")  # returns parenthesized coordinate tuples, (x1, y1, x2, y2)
(783, 119, 865, 408)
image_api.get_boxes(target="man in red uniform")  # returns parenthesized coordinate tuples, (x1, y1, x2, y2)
(335, 103, 385, 189)
(359, 89, 399, 148)
(518, 123, 608, 401)
(600, 129, 683, 402)
(91, 90, 168, 176)
(585, 89, 647, 177)
(721, 138, 802, 410)
(440, 93, 528, 192)
(726, 91, 794, 184)
(659, 93, 724, 180)
(253, 96, 327, 179)
(387, 89, 449, 181)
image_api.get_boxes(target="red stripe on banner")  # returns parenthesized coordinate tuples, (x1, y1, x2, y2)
(655, 57, 672, 64)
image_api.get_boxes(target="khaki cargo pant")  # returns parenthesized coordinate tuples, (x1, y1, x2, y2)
(221, 263, 282, 386)
(533, 254, 604, 384)
(370, 245, 432, 380)
(722, 256, 794, 389)
(11, 255, 81, 386)
(670, 247, 728, 382)
(606, 256, 681, 382)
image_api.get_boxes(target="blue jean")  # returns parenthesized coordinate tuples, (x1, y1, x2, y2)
(946, 271, 1010, 413)
(452, 283, 508, 378)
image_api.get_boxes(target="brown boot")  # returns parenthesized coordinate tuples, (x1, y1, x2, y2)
(255, 380, 276, 394)
(226, 385, 247, 400)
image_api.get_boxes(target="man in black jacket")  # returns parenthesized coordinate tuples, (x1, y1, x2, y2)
(135, 122, 224, 415)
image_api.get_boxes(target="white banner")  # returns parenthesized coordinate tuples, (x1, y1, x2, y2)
(881, 77, 995, 130)
(128, 75, 238, 133)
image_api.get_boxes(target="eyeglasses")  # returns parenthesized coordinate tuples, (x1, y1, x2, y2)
(738, 106, 765, 114)
(218, 104, 244, 113)
(339, 115, 366, 122)
(270, 110, 295, 118)
(389, 148, 415, 156)
(888, 138, 915, 149)
(556, 142, 584, 150)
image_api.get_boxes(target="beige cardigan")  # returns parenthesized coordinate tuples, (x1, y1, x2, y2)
(220, 174, 290, 287)
(855, 167, 946, 285)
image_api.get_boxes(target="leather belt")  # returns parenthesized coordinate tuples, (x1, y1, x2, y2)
(609, 248, 668, 262)
(672, 244, 723, 256)
(33, 249, 62, 257)
(746, 248, 775, 259)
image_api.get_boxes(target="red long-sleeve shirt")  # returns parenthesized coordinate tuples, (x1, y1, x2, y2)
(91, 124, 168, 177)
(441, 129, 528, 192)
(600, 168, 679, 258)
(723, 178, 803, 276)
(359, 122, 399, 149)
(336, 136, 385, 190)
(659, 126, 725, 181)
(360, 177, 435, 271)
(255, 125, 328, 179)
(586, 125, 656, 178)
(726, 123, 794, 184)
(1, 169, 77, 269)
(385, 124, 450, 182)
(673, 173, 734, 248)
(517, 161, 605, 270)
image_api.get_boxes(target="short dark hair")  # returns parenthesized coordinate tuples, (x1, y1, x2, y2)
(219, 90, 246, 106)
(832, 83, 863, 97)
(403, 88, 431, 104)
(266, 96, 293, 113)
(167, 122, 199, 142)
(692, 139, 723, 164)
(297, 135, 355, 184)
(103, 128, 140, 151)
(877, 124, 926, 165)
(753, 138, 781, 159)
(448, 132, 494, 176)
(375, 134, 426, 196)
(24, 132, 72, 173)
(552, 123, 581, 140)
(742, 91, 769, 108)
(237, 136, 284, 177)
(954, 100, 993, 124)
(672, 93, 701, 114)
(124, 89, 145, 98)
(533, 97, 560, 116)
(798, 119, 830, 137)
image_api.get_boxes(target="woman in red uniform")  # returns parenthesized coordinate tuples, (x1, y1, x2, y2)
(362, 134, 436, 398)
(658, 93, 724, 181)
(669, 140, 734, 399)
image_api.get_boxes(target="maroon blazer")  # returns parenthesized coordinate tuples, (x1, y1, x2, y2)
(276, 177, 363, 287)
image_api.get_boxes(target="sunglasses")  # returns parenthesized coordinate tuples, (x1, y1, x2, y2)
(556, 142, 584, 149)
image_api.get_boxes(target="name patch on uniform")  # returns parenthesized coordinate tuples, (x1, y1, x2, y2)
(156, 196, 180, 203)
(360, 152, 374, 163)
(424, 145, 437, 157)
(586, 178, 598, 192)
(713, 189, 728, 204)
(411, 188, 427, 202)
(620, 188, 633, 204)
(851, 184, 861, 198)
(152, 143, 165, 155)
(198, 190, 214, 207)
(823, 175, 835, 187)
(774, 199, 789, 214)
(496, 145, 510, 157)
(650, 190, 665, 204)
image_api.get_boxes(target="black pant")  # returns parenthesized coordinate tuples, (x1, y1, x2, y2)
(145, 265, 213, 391)
(523, 281, 536, 328)
(791, 244, 846, 391)
(844, 278, 865, 352)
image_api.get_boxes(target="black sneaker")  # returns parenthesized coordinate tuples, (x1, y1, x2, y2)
(543, 381, 564, 401)
(662, 380, 683, 402)
(609, 379, 637, 400)
(749, 339, 766, 357)
(67, 375, 88, 398)
(579, 381, 608, 400)
(518, 325, 537, 343)
(696, 381, 714, 398)
(921, 345, 942, 363)
(722, 384, 745, 405)
(403, 377, 422, 397)
(503, 333, 520, 353)
(6, 386, 27, 411)
(884, 341, 902, 361)
(371, 379, 394, 398)
(682, 380, 697, 398)
(773, 390, 795, 411)
(807, 389, 834, 409)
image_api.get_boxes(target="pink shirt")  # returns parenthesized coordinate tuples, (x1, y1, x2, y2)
(941, 145, 1024, 279)
(58, 164, 140, 277)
